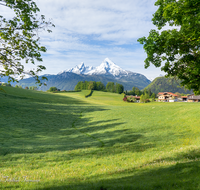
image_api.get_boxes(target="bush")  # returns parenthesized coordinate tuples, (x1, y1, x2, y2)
(123, 97, 127, 101)
(127, 96, 136, 103)
(85, 90, 93, 98)
(2, 83, 11, 87)
(140, 93, 149, 103)
(123, 96, 137, 103)
(49, 87, 57, 92)
(29, 86, 38, 90)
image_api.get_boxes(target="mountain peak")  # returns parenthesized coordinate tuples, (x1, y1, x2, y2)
(104, 58, 113, 64)
(19, 58, 151, 91)
(78, 62, 85, 69)
(59, 58, 129, 77)
(87, 58, 128, 77)
(100, 58, 116, 69)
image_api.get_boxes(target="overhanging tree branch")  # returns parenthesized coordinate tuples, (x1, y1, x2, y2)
(0, 0, 54, 85)
(138, 0, 200, 94)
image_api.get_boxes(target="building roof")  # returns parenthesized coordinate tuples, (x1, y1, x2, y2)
(158, 92, 178, 97)
(181, 96, 187, 98)
(126, 96, 140, 99)
(187, 94, 200, 99)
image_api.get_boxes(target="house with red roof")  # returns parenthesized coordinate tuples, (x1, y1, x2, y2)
(157, 92, 178, 102)
(181, 96, 188, 102)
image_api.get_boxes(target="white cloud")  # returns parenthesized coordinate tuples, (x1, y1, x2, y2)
(1, 0, 165, 80)
(36, 0, 157, 42)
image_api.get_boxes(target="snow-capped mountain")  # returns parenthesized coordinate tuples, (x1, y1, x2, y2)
(0, 74, 31, 82)
(17, 58, 151, 91)
(59, 62, 94, 75)
(86, 58, 128, 77)
(13, 74, 31, 80)
(59, 58, 131, 78)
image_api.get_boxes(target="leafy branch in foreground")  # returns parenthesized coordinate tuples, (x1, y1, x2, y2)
(0, 0, 55, 85)
(138, 0, 200, 94)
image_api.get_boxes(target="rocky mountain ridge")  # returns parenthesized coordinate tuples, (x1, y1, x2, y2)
(3, 58, 151, 91)
(59, 58, 135, 78)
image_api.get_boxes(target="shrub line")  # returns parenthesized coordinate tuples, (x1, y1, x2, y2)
(85, 90, 93, 98)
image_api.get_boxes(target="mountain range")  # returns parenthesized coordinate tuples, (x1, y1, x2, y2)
(13, 58, 151, 91)
(59, 58, 130, 77)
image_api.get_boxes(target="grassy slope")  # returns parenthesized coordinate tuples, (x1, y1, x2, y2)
(0, 87, 200, 190)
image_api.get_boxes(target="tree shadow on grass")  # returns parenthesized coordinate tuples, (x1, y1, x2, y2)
(0, 104, 104, 155)
(36, 149, 200, 190)
(0, 90, 151, 158)
(148, 148, 200, 166)
(0, 89, 87, 104)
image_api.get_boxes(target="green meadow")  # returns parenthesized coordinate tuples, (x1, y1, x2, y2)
(1, 86, 200, 190)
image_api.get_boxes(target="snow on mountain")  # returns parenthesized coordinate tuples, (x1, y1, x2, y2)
(59, 58, 129, 78)
(12, 74, 31, 80)
(59, 62, 94, 75)
(86, 58, 128, 77)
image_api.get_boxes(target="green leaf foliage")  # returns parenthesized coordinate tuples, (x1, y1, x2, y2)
(49, 86, 57, 92)
(0, 0, 54, 85)
(75, 81, 105, 91)
(106, 82, 115, 92)
(140, 93, 149, 103)
(106, 82, 124, 94)
(138, 0, 200, 94)
(115, 82, 124, 94)
(75, 81, 124, 94)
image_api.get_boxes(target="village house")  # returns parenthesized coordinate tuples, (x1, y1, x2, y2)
(157, 92, 178, 102)
(134, 96, 140, 103)
(181, 96, 188, 102)
(124, 95, 140, 103)
(187, 94, 200, 102)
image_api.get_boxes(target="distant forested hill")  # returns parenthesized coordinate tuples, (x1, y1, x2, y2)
(144, 77, 193, 94)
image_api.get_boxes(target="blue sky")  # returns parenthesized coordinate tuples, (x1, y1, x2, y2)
(1, 0, 166, 80)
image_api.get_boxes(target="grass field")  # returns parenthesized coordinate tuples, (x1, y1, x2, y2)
(0, 86, 200, 190)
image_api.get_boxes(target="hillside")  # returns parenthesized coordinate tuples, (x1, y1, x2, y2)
(144, 76, 193, 94)
(1, 87, 200, 189)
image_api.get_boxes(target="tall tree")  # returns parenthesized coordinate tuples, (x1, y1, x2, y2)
(135, 87, 141, 96)
(140, 93, 149, 103)
(106, 82, 115, 92)
(138, 0, 200, 94)
(151, 93, 156, 102)
(132, 86, 136, 95)
(0, 0, 54, 84)
(74, 81, 82, 91)
(116, 83, 124, 94)
(88, 81, 95, 90)
(96, 81, 105, 91)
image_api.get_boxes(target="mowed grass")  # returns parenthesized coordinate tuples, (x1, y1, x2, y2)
(0, 87, 200, 190)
